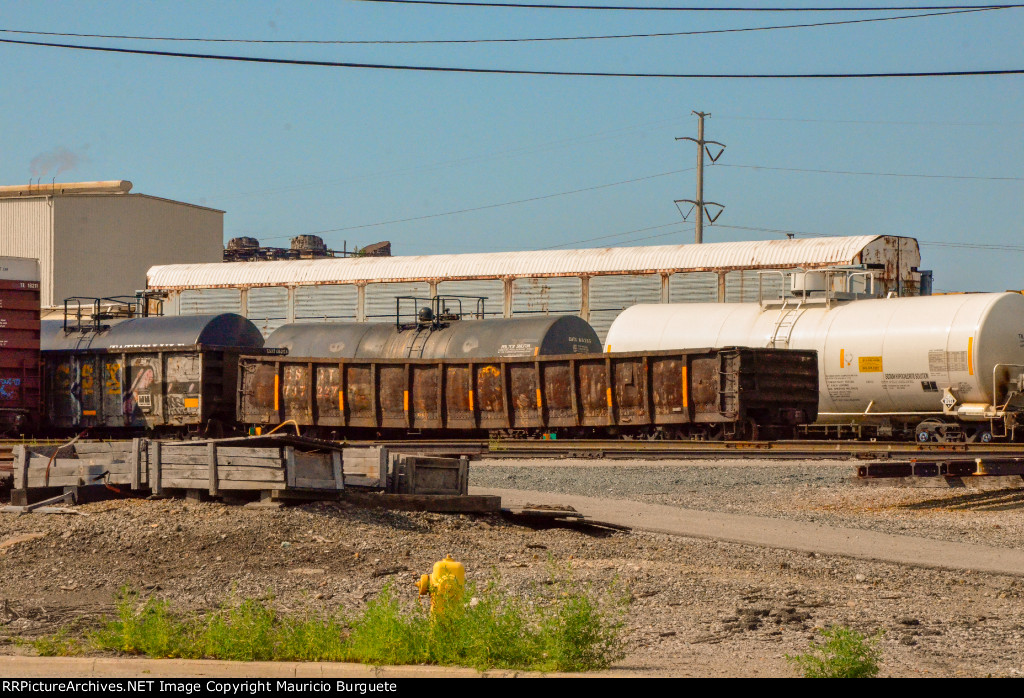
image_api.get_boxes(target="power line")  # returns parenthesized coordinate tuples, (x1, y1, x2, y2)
(4, 36, 1023, 78)
(717, 163, 1024, 181)
(0, 9, 992, 46)
(262, 168, 693, 240)
(716, 223, 1024, 252)
(718, 114, 1024, 126)
(213, 117, 680, 200)
(351, 1, 1024, 11)
(535, 221, 685, 249)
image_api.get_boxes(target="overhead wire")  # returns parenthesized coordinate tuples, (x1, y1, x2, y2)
(2, 36, 1022, 78)
(0, 8, 996, 45)
(260, 167, 694, 240)
(714, 224, 1024, 252)
(350, 1, 1023, 11)
(717, 114, 1024, 126)
(716, 163, 1024, 181)
(213, 116, 680, 200)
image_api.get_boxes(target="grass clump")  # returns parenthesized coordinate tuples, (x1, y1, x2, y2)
(39, 573, 628, 672)
(344, 576, 627, 672)
(87, 588, 347, 662)
(786, 626, 884, 678)
(31, 629, 84, 657)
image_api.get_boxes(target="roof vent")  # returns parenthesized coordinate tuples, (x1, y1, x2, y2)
(227, 236, 260, 251)
(290, 235, 327, 253)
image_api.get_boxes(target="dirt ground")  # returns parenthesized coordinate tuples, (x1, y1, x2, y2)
(0, 458, 1022, 678)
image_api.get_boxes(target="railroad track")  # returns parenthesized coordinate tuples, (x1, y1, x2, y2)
(364, 438, 1024, 461)
(3, 438, 1024, 475)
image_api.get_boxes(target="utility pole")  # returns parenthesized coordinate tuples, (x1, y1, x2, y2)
(675, 111, 726, 244)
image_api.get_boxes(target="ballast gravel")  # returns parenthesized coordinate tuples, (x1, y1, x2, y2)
(0, 456, 1020, 678)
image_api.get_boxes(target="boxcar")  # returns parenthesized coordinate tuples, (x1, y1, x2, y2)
(0, 257, 41, 434)
(42, 313, 270, 434)
(238, 347, 818, 440)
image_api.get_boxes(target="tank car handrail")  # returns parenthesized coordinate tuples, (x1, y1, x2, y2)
(992, 363, 1024, 409)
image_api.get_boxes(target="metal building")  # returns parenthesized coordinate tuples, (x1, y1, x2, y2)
(0, 180, 224, 308)
(147, 235, 924, 340)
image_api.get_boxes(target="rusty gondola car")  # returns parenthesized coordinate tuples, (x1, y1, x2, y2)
(237, 347, 819, 440)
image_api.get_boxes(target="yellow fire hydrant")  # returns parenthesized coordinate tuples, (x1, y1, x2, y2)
(416, 555, 465, 615)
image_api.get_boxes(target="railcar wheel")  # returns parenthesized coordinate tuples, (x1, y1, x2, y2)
(915, 419, 946, 443)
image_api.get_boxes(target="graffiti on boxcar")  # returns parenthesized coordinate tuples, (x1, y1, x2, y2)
(0, 377, 20, 400)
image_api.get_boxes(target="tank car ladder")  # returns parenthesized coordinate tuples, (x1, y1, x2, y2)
(769, 298, 805, 349)
(406, 327, 431, 358)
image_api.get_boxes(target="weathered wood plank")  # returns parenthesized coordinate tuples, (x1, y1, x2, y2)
(154, 455, 284, 467)
(332, 451, 343, 491)
(342, 447, 387, 488)
(159, 445, 281, 459)
(216, 447, 283, 458)
(292, 452, 333, 480)
(286, 447, 296, 488)
(13, 446, 28, 490)
(152, 441, 163, 496)
(159, 467, 284, 482)
(162, 479, 274, 491)
(294, 477, 343, 490)
(74, 443, 132, 455)
(130, 438, 141, 490)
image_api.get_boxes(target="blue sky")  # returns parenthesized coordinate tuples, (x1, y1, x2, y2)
(1, 1, 1022, 292)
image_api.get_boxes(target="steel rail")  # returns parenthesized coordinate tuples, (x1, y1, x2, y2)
(358, 438, 1024, 460)
(4, 438, 1024, 472)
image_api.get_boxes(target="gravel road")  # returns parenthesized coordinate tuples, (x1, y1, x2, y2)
(0, 456, 1020, 678)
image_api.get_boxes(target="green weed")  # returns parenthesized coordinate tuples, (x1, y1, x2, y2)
(786, 626, 884, 678)
(31, 629, 84, 657)
(42, 573, 628, 672)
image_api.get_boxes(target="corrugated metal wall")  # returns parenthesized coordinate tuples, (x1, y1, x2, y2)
(512, 277, 581, 316)
(588, 274, 661, 341)
(436, 279, 504, 317)
(724, 269, 787, 302)
(364, 282, 431, 321)
(247, 286, 289, 334)
(294, 284, 358, 322)
(180, 288, 241, 314)
(0, 199, 53, 305)
(669, 272, 719, 303)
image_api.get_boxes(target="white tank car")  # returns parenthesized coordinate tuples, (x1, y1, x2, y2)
(605, 292, 1024, 440)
